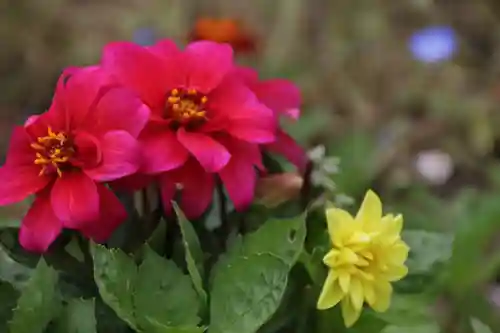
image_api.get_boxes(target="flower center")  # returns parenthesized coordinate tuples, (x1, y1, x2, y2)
(165, 88, 208, 129)
(31, 127, 75, 177)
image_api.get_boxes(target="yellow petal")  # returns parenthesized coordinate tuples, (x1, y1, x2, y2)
(349, 278, 364, 310)
(355, 190, 382, 231)
(323, 249, 339, 267)
(341, 297, 363, 328)
(384, 265, 408, 281)
(337, 248, 358, 265)
(326, 208, 354, 246)
(370, 281, 393, 312)
(317, 270, 344, 310)
(362, 280, 376, 305)
(388, 241, 410, 265)
(338, 270, 351, 293)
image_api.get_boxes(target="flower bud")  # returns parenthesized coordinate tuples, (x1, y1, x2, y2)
(255, 172, 304, 208)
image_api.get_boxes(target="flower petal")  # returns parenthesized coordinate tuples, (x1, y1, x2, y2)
(160, 159, 215, 219)
(0, 165, 50, 205)
(84, 130, 140, 181)
(349, 278, 364, 310)
(101, 42, 169, 108)
(317, 270, 344, 310)
(140, 128, 189, 174)
(184, 41, 234, 93)
(159, 175, 176, 216)
(111, 173, 155, 192)
(265, 130, 308, 173)
(148, 39, 180, 58)
(79, 183, 127, 243)
(19, 192, 62, 253)
(325, 208, 355, 246)
(84, 87, 150, 137)
(5, 126, 36, 165)
(252, 79, 302, 118)
(219, 151, 257, 211)
(370, 281, 393, 312)
(341, 297, 362, 328)
(355, 190, 383, 231)
(51, 172, 99, 228)
(177, 128, 230, 172)
(73, 131, 102, 169)
(63, 66, 113, 129)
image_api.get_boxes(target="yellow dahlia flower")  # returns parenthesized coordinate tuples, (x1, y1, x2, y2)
(317, 190, 409, 327)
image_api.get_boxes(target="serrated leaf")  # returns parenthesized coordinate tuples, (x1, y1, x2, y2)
(209, 253, 289, 333)
(134, 246, 201, 332)
(402, 230, 453, 275)
(142, 323, 206, 333)
(173, 203, 207, 305)
(242, 214, 306, 267)
(9, 259, 61, 333)
(90, 243, 137, 330)
(55, 298, 96, 333)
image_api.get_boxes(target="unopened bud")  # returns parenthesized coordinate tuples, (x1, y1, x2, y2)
(255, 172, 304, 207)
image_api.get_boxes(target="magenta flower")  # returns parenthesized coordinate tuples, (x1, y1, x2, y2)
(101, 39, 276, 217)
(0, 66, 149, 252)
(233, 67, 309, 173)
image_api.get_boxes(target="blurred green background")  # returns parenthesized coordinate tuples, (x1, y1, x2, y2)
(3, 0, 500, 331)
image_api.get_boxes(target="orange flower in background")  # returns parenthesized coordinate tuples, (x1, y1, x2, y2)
(190, 18, 256, 53)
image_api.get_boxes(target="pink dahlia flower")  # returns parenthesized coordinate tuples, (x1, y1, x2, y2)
(101, 40, 276, 217)
(233, 67, 309, 173)
(0, 66, 149, 252)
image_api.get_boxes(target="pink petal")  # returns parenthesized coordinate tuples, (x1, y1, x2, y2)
(159, 175, 176, 216)
(252, 80, 302, 119)
(148, 39, 180, 58)
(265, 130, 309, 173)
(219, 152, 256, 211)
(51, 172, 99, 228)
(19, 191, 62, 253)
(110, 173, 155, 192)
(101, 42, 169, 108)
(177, 128, 230, 172)
(232, 66, 258, 84)
(73, 131, 102, 169)
(217, 135, 264, 170)
(83, 87, 150, 137)
(84, 130, 140, 182)
(64, 66, 113, 129)
(79, 183, 127, 243)
(4, 127, 36, 165)
(0, 165, 50, 205)
(160, 159, 215, 218)
(208, 79, 276, 143)
(184, 41, 234, 93)
(140, 128, 189, 174)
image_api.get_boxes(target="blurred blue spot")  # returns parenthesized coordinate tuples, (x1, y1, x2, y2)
(409, 26, 457, 63)
(132, 27, 157, 46)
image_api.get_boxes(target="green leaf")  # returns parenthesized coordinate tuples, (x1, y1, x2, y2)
(402, 230, 453, 275)
(141, 325, 206, 333)
(9, 259, 61, 333)
(55, 298, 96, 333)
(241, 214, 306, 267)
(209, 253, 289, 333)
(380, 323, 440, 333)
(173, 203, 207, 305)
(0, 282, 19, 332)
(471, 318, 493, 333)
(372, 293, 434, 326)
(148, 218, 168, 255)
(134, 246, 201, 332)
(90, 243, 138, 330)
